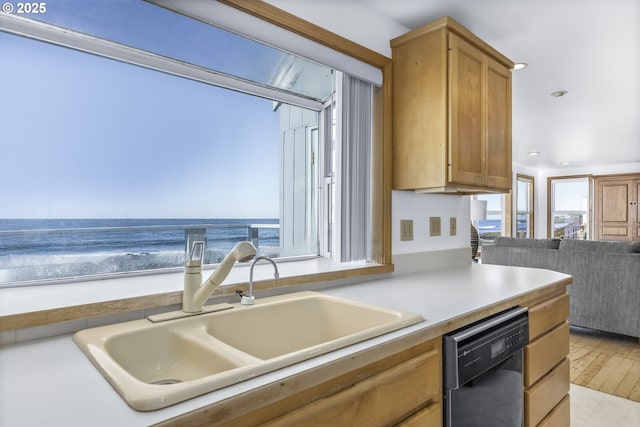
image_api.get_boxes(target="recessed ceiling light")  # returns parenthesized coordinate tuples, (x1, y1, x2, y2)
(527, 151, 540, 156)
(561, 161, 572, 165)
(513, 62, 528, 70)
(550, 90, 568, 97)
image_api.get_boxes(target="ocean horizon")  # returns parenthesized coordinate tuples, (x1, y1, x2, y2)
(0, 218, 280, 284)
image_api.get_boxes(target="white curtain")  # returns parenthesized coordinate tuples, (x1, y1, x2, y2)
(339, 74, 372, 262)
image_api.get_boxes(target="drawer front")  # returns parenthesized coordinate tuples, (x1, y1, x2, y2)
(524, 358, 570, 427)
(536, 394, 570, 427)
(396, 403, 441, 427)
(265, 348, 441, 426)
(528, 293, 569, 340)
(524, 322, 570, 386)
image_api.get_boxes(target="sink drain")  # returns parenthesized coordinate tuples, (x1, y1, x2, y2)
(151, 379, 183, 385)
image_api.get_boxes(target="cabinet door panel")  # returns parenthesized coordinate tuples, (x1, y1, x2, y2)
(449, 33, 485, 186)
(485, 57, 512, 189)
(524, 358, 570, 427)
(537, 394, 570, 427)
(524, 322, 570, 386)
(396, 402, 441, 427)
(264, 349, 441, 426)
(528, 293, 570, 340)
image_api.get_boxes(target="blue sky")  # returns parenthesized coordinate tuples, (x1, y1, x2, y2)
(0, 1, 285, 219)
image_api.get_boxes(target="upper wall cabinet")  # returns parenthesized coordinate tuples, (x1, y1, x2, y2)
(391, 17, 514, 194)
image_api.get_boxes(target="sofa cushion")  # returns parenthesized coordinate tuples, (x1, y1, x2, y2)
(494, 237, 561, 249)
(558, 239, 640, 253)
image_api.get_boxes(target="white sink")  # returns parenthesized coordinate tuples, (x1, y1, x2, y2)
(204, 293, 418, 359)
(73, 291, 424, 411)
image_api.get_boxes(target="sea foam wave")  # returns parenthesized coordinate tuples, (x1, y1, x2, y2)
(0, 246, 281, 284)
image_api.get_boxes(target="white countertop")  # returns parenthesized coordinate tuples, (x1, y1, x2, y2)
(0, 263, 571, 427)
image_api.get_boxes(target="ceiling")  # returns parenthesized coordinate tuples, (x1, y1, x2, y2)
(273, 0, 640, 171)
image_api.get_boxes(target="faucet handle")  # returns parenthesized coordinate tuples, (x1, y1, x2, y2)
(240, 294, 256, 306)
(236, 289, 256, 305)
(186, 241, 204, 267)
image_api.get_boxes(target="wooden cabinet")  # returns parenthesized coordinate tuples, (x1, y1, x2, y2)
(391, 16, 513, 194)
(524, 291, 571, 427)
(265, 342, 441, 426)
(525, 358, 570, 427)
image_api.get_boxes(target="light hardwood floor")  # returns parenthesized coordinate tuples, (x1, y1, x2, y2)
(569, 326, 640, 402)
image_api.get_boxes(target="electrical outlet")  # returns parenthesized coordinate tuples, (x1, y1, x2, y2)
(450, 217, 457, 236)
(400, 219, 413, 241)
(429, 217, 441, 237)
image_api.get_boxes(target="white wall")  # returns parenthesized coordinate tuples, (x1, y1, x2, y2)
(392, 191, 470, 254)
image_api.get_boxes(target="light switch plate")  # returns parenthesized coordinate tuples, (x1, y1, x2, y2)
(430, 217, 441, 237)
(450, 217, 457, 236)
(400, 219, 413, 241)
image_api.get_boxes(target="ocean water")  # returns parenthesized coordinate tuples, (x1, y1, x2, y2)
(0, 219, 279, 284)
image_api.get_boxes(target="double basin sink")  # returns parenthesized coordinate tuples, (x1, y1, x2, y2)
(73, 291, 424, 411)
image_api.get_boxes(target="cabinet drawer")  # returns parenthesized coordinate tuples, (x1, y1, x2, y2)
(528, 293, 569, 340)
(536, 394, 570, 427)
(524, 322, 570, 386)
(264, 348, 441, 426)
(524, 358, 570, 427)
(396, 403, 441, 427)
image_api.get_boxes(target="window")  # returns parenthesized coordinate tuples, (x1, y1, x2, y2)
(516, 174, 535, 238)
(548, 176, 591, 239)
(474, 193, 509, 247)
(0, 3, 376, 286)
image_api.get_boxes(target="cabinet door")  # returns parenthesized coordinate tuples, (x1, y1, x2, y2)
(528, 293, 570, 341)
(524, 322, 570, 387)
(396, 402, 441, 427)
(537, 394, 570, 427)
(264, 348, 441, 426)
(485, 56, 512, 189)
(448, 33, 485, 187)
(524, 358, 570, 427)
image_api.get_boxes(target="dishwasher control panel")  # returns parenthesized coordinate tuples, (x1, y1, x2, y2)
(443, 306, 529, 389)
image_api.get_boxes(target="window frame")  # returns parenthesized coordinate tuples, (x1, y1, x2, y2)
(515, 174, 535, 238)
(474, 192, 511, 249)
(218, 0, 392, 266)
(1, 18, 324, 285)
(0, 1, 392, 331)
(546, 175, 593, 239)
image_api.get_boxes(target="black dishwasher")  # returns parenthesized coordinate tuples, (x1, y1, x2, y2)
(443, 306, 529, 427)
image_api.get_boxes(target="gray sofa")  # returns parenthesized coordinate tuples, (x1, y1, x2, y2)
(482, 238, 640, 339)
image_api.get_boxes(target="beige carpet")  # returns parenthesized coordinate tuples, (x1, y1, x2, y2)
(571, 384, 640, 426)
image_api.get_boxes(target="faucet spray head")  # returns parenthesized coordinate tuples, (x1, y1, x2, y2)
(231, 241, 257, 263)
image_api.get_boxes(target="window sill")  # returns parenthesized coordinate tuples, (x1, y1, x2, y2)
(0, 258, 393, 332)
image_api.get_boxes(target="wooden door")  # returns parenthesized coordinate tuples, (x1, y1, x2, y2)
(485, 56, 512, 190)
(594, 175, 640, 240)
(448, 33, 485, 186)
(635, 180, 640, 240)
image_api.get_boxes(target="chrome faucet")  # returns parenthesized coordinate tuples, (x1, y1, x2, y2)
(240, 256, 279, 305)
(183, 241, 257, 313)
